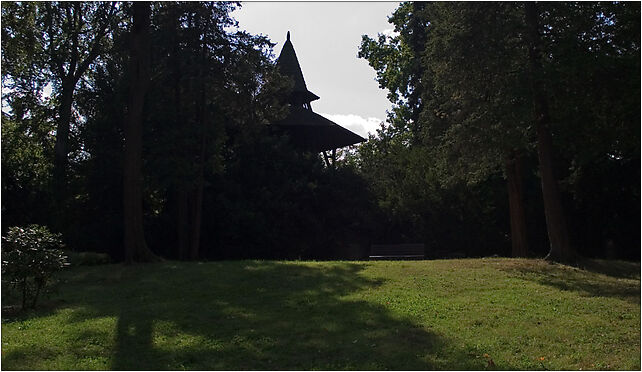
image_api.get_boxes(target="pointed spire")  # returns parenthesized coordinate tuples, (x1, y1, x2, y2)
(277, 31, 320, 104)
(271, 30, 366, 152)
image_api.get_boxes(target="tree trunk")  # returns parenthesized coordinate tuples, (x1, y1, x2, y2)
(188, 16, 212, 261)
(190, 179, 204, 260)
(52, 78, 75, 201)
(123, 2, 158, 264)
(167, 14, 193, 261)
(524, 2, 575, 262)
(189, 119, 206, 260)
(505, 150, 529, 257)
(176, 187, 190, 260)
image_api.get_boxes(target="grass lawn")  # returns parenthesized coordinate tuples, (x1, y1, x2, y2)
(1, 258, 640, 370)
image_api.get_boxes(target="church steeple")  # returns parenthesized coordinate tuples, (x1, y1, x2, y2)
(276, 31, 320, 107)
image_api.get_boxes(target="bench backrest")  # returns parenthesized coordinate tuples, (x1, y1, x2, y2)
(370, 243, 425, 257)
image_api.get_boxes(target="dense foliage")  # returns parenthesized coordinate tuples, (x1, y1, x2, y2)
(1, 225, 68, 309)
(1, 1, 374, 261)
(357, 1, 640, 260)
(1, 2, 639, 262)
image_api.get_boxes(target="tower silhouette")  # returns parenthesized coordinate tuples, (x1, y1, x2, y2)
(272, 31, 365, 166)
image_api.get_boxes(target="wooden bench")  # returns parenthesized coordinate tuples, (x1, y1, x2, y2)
(369, 243, 425, 260)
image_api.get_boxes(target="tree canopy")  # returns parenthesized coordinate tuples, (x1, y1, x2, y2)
(357, 1, 639, 260)
(2, 1, 639, 262)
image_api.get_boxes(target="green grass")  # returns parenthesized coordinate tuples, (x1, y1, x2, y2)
(1, 258, 640, 370)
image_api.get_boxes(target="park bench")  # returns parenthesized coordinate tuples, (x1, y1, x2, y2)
(369, 243, 425, 260)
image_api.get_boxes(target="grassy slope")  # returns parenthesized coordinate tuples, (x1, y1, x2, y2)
(1, 258, 639, 370)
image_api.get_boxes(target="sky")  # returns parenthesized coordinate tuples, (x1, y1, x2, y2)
(231, 2, 400, 138)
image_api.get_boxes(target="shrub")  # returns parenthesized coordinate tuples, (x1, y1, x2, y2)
(1, 225, 69, 309)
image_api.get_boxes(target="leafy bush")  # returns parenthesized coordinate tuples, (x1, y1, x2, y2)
(1, 225, 69, 309)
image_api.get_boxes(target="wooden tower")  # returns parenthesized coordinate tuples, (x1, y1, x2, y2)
(272, 31, 365, 167)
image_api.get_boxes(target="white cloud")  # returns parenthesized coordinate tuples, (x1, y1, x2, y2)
(318, 112, 384, 138)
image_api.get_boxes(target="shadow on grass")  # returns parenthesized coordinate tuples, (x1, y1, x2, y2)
(3, 261, 491, 370)
(575, 259, 640, 280)
(500, 259, 640, 304)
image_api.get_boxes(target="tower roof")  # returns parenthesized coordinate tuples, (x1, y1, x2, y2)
(273, 107, 365, 152)
(272, 31, 365, 152)
(276, 31, 320, 103)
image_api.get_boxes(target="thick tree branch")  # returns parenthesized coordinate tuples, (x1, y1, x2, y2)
(68, 4, 79, 78)
(73, 3, 114, 81)
(44, 6, 65, 79)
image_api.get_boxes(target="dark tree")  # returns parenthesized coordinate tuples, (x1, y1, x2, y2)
(123, 2, 157, 263)
(524, 2, 574, 262)
(1, 2, 120, 229)
(43, 2, 119, 201)
(357, 2, 638, 261)
(505, 150, 529, 257)
(2, 1, 637, 263)
(359, 2, 532, 257)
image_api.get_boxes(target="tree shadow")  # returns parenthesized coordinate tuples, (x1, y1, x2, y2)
(3, 261, 496, 370)
(499, 259, 640, 304)
(574, 258, 640, 280)
(1, 344, 57, 370)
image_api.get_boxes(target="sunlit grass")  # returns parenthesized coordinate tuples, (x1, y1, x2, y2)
(2, 258, 639, 370)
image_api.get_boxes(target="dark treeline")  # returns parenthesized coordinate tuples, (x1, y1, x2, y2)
(356, 2, 640, 261)
(1, 2, 639, 262)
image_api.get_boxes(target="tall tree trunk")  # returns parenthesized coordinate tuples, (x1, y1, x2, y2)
(123, 2, 157, 264)
(190, 175, 204, 260)
(189, 72, 208, 260)
(176, 187, 190, 260)
(188, 15, 212, 261)
(168, 13, 193, 260)
(52, 78, 75, 203)
(505, 150, 529, 257)
(524, 2, 575, 262)
(190, 119, 206, 260)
